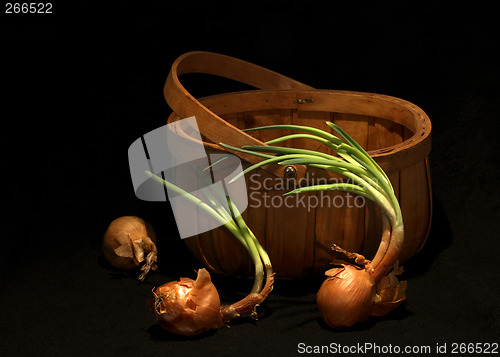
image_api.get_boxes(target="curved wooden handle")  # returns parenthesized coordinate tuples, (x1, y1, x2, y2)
(164, 51, 313, 179)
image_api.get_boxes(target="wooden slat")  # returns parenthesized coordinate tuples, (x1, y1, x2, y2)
(264, 190, 316, 278)
(243, 109, 294, 144)
(333, 113, 370, 150)
(314, 191, 346, 275)
(368, 117, 405, 151)
(398, 127, 431, 263)
(399, 159, 431, 263)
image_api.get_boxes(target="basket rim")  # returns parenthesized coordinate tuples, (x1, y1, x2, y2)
(166, 88, 431, 173)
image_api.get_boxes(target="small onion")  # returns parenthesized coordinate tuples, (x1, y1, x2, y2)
(148, 268, 224, 336)
(102, 216, 157, 281)
(316, 264, 376, 329)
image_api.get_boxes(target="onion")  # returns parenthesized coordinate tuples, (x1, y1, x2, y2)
(317, 264, 376, 329)
(147, 268, 224, 336)
(316, 245, 407, 328)
(102, 216, 157, 281)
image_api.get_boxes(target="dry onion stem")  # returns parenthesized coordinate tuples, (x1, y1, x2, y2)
(102, 216, 158, 281)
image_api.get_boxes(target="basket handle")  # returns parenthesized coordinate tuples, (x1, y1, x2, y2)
(164, 51, 314, 179)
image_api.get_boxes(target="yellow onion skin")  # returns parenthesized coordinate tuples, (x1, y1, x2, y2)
(102, 216, 157, 270)
(317, 265, 376, 329)
(148, 268, 224, 336)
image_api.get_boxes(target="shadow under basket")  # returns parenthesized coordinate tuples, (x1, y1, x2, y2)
(164, 51, 432, 279)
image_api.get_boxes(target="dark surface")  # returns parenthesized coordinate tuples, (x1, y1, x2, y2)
(2, 2, 499, 356)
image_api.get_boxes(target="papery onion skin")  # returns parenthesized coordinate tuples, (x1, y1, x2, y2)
(148, 268, 224, 336)
(317, 265, 376, 329)
(102, 216, 157, 271)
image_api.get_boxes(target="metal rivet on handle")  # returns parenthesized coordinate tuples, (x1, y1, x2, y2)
(284, 166, 297, 179)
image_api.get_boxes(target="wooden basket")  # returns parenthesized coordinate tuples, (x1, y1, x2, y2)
(164, 51, 432, 279)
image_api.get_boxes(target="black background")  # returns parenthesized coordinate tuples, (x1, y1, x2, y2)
(2, 2, 499, 356)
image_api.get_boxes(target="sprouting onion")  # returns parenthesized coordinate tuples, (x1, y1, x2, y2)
(222, 121, 407, 328)
(146, 171, 274, 336)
